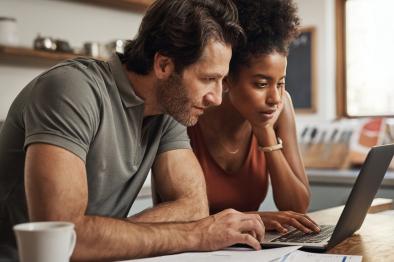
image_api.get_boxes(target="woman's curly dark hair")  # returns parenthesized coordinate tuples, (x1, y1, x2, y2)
(230, 0, 300, 75)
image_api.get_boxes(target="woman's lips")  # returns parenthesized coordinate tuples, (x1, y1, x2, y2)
(260, 110, 276, 120)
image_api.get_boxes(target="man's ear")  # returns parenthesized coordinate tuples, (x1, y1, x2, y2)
(223, 76, 233, 93)
(153, 53, 175, 79)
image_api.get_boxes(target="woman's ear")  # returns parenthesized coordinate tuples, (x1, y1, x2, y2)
(153, 53, 175, 79)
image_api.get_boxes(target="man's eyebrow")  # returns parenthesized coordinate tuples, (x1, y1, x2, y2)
(202, 73, 225, 78)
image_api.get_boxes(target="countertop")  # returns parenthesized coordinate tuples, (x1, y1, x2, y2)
(307, 168, 394, 186)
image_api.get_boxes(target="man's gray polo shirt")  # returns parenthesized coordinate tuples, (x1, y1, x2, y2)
(0, 54, 191, 255)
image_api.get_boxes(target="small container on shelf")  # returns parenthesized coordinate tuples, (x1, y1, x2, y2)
(0, 17, 19, 46)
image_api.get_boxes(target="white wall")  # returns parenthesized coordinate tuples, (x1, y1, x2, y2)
(0, 0, 143, 120)
(0, 0, 337, 123)
(295, 0, 337, 123)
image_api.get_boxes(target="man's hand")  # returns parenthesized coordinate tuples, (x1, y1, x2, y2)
(252, 211, 320, 234)
(193, 209, 265, 251)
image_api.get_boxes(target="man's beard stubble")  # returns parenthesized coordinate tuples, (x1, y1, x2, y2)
(157, 72, 198, 127)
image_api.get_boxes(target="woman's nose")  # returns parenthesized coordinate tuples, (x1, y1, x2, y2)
(267, 86, 282, 105)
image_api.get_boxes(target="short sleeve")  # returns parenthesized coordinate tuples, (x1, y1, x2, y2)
(157, 116, 191, 154)
(23, 63, 102, 162)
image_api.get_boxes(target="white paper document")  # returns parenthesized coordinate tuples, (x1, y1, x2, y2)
(278, 250, 362, 262)
(121, 246, 301, 262)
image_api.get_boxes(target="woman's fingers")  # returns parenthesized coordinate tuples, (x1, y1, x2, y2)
(296, 214, 320, 232)
(285, 217, 312, 233)
(265, 220, 288, 233)
(285, 212, 320, 232)
(303, 214, 320, 230)
(260, 211, 320, 233)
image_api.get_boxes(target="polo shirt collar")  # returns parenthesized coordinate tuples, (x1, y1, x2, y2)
(108, 53, 144, 108)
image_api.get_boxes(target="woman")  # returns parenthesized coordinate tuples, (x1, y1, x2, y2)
(188, 0, 319, 234)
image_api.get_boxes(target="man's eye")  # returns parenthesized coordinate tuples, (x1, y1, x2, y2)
(278, 83, 285, 89)
(203, 77, 217, 83)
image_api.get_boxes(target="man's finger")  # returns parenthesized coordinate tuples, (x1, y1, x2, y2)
(252, 214, 265, 239)
(245, 231, 257, 239)
(238, 219, 265, 242)
(234, 233, 261, 250)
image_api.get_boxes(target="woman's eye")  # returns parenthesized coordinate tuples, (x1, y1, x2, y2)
(256, 82, 268, 88)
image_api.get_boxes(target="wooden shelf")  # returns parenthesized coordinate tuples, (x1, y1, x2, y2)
(0, 1, 153, 66)
(73, 0, 154, 11)
(0, 45, 84, 62)
(0, 45, 106, 68)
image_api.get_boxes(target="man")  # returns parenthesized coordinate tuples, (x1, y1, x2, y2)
(0, 0, 265, 261)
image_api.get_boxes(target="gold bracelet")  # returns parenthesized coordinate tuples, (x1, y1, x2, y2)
(258, 137, 283, 152)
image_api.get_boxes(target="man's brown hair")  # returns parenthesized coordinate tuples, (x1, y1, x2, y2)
(122, 0, 244, 74)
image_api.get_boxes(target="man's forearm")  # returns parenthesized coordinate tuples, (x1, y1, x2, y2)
(148, 149, 210, 223)
(72, 215, 199, 261)
(73, 209, 266, 261)
(127, 197, 209, 223)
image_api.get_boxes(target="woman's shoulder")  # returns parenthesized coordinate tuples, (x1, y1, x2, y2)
(187, 122, 200, 138)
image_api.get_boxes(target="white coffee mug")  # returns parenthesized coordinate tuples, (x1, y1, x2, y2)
(13, 221, 76, 262)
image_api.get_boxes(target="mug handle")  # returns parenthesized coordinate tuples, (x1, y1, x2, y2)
(69, 229, 77, 258)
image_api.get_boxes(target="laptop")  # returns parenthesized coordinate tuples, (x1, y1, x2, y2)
(261, 143, 394, 252)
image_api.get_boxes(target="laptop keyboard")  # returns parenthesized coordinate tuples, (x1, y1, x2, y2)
(271, 225, 335, 243)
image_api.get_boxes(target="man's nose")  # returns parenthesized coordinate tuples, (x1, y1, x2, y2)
(204, 83, 223, 107)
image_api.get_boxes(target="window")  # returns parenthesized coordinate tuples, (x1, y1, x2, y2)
(336, 0, 394, 117)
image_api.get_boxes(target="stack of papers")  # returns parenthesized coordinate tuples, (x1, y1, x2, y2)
(121, 246, 362, 262)
(278, 250, 362, 262)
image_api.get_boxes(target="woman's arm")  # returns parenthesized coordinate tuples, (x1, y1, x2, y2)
(253, 92, 310, 213)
